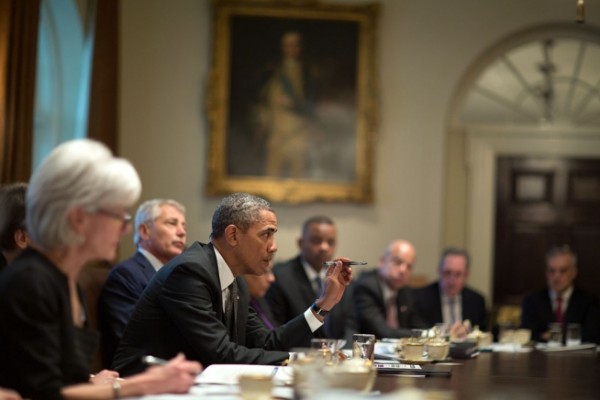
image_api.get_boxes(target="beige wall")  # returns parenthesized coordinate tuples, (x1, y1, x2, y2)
(118, 0, 600, 305)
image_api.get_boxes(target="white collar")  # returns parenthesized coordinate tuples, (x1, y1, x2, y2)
(138, 248, 163, 272)
(214, 246, 234, 291)
(301, 258, 324, 282)
(551, 286, 574, 301)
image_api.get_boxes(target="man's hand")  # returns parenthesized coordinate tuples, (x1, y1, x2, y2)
(314, 257, 354, 312)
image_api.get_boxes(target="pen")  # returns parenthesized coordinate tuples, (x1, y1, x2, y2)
(323, 260, 368, 266)
(142, 355, 168, 366)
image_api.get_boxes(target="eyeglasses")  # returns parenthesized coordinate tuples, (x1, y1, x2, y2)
(95, 208, 132, 230)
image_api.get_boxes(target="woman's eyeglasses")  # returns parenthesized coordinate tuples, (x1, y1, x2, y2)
(95, 208, 132, 231)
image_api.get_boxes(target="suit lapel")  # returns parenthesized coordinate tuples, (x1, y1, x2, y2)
(134, 251, 157, 281)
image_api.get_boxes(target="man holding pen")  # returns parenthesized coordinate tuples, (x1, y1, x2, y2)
(113, 194, 353, 375)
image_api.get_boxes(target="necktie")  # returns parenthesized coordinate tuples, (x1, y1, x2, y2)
(555, 295, 563, 323)
(314, 276, 323, 295)
(225, 280, 239, 341)
(386, 294, 399, 329)
(250, 298, 274, 330)
(448, 297, 457, 324)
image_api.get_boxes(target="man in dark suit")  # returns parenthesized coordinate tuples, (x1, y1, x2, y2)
(413, 247, 487, 336)
(112, 193, 353, 376)
(265, 216, 357, 346)
(98, 198, 187, 366)
(0, 183, 29, 271)
(354, 239, 427, 339)
(521, 245, 600, 344)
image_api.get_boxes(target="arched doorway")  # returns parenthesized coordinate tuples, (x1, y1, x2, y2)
(444, 23, 600, 317)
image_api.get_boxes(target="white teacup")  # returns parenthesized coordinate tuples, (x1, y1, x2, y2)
(402, 342, 425, 361)
(513, 329, 531, 345)
(426, 342, 449, 361)
(238, 374, 273, 400)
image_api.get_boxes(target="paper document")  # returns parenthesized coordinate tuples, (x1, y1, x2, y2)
(195, 364, 293, 386)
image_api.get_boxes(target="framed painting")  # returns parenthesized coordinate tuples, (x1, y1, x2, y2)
(205, 0, 379, 203)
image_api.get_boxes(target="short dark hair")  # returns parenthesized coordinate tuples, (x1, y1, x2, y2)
(0, 183, 28, 252)
(545, 244, 577, 265)
(438, 247, 470, 270)
(301, 215, 334, 237)
(211, 193, 274, 239)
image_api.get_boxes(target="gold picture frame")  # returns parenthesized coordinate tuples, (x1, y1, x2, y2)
(205, 0, 379, 203)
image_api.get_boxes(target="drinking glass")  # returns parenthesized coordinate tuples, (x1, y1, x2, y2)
(410, 329, 427, 342)
(434, 323, 450, 341)
(566, 323, 582, 346)
(310, 338, 337, 362)
(352, 334, 375, 361)
(547, 323, 563, 347)
(289, 347, 327, 399)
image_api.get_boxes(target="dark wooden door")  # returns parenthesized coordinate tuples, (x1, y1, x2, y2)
(493, 157, 600, 306)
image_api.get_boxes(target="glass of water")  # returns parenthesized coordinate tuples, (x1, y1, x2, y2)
(352, 334, 375, 361)
(547, 323, 563, 347)
(566, 323, 582, 346)
(310, 338, 337, 362)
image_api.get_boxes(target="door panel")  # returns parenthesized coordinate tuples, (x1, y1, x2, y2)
(494, 157, 600, 305)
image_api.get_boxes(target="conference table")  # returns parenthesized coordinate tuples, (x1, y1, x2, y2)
(130, 345, 599, 399)
(375, 346, 600, 399)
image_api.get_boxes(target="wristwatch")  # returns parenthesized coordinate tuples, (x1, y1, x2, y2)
(311, 302, 329, 317)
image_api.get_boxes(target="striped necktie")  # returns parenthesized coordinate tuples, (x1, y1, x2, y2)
(225, 280, 239, 341)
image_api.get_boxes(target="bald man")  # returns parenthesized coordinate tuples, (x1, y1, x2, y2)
(354, 239, 427, 338)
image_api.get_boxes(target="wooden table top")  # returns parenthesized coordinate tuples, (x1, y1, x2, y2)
(374, 348, 600, 399)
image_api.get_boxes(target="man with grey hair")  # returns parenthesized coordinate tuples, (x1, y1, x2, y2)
(521, 244, 600, 344)
(413, 247, 487, 336)
(112, 193, 353, 375)
(98, 198, 186, 366)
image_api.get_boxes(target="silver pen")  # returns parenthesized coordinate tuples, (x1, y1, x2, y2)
(323, 260, 368, 266)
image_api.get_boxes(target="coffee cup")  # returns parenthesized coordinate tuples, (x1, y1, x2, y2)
(426, 341, 449, 361)
(402, 341, 425, 361)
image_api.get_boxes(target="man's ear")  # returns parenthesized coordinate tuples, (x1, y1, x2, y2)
(224, 224, 238, 246)
(139, 223, 151, 241)
(13, 229, 29, 249)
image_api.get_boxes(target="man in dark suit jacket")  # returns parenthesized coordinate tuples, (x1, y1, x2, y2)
(112, 193, 353, 376)
(98, 198, 187, 366)
(521, 245, 600, 344)
(265, 216, 357, 346)
(354, 239, 427, 339)
(0, 183, 29, 270)
(413, 247, 487, 334)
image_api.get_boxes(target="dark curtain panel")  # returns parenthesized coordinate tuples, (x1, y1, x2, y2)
(0, 0, 40, 184)
(87, 0, 118, 153)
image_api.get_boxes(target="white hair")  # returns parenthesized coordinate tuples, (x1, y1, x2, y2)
(133, 198, 186, 246)
(26, 139, 142, 249)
